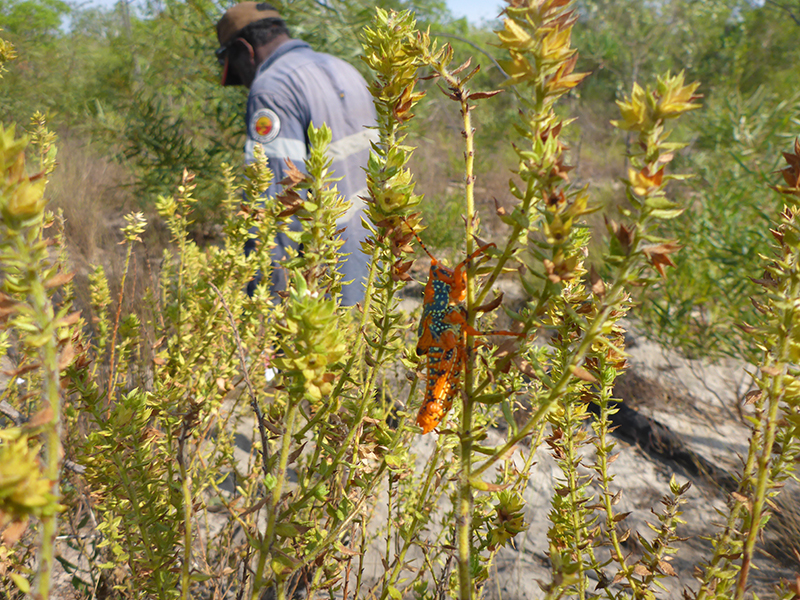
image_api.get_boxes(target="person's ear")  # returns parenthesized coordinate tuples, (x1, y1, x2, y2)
(233, 37, 255, 64)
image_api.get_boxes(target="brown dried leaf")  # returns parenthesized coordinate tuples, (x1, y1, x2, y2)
(287, 442, 307, 465)
(642, 242, 681, 278)
(468, 90, 503, 100)
(495, 337, 520, 359)
(659, 560, 677, 577)
(44, 271, 75, 289)
(472, 233, 491, 250)
(751, 275, 778, 289)
(452, 58, 472, 75)
(476, 293, 504, 314)
(60, 311, 82, 327)
(58, 340, 75, 370)
(0, 293, 17, 318)
(612, 511, 631, 522)
(790, 574, 800, 598)
(751, 297, 769, 315)
(737, 322, 756, 334)
(390, 259, 414, 282)
(571, 365, 597, 383)
(589, 265, 605, 297)
(514, 358, 538, 378)
(471, 477, 511, 492)
(3, 362, 41, 378)
(263, 420, 283, 435)
(744, 390, 762, 405)
(277, 202, 303, 219)
(2, 519, 29, 545)
(605, 218, 636, 253)
(337, 544, 361, 557)
(594, 572, 610, 590)
(279, 159, 306, 187)
(633, 564, 651, 577)
(29, 406, 54, 428)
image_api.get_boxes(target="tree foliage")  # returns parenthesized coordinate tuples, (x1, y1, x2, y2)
(0, 0, 70, 39)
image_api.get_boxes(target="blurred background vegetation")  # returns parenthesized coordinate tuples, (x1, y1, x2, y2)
(2, 0, 800, 361)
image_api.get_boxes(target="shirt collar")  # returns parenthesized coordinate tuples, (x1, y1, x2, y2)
(257, 39, 311, 75)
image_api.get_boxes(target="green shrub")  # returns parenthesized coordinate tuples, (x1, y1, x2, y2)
(638, 88, 800, 360)
(2, 4, 800, 600)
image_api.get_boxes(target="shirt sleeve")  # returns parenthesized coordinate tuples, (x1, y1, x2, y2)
(245, 90, 310, 201)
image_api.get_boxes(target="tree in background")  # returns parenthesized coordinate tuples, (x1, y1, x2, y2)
(763, 0, 800, 26)
(0, 0, 70, 39)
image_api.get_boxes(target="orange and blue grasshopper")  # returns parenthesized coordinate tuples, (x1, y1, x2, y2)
(404, 220, 523, 433)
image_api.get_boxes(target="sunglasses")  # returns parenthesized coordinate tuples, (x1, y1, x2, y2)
(216, 46, 229, 67)
(216, 38, 251, 86)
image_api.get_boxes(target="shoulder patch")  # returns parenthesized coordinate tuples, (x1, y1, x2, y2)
(251, 108, 281, 144)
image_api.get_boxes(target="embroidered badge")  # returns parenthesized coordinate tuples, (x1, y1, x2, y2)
(251, 108, 281, 144)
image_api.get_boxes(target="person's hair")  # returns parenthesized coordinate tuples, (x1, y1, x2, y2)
(238, 16, 290, 49)
(223, 3, 289, 85)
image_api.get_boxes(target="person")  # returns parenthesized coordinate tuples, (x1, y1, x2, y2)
(216, 2, 376, 306)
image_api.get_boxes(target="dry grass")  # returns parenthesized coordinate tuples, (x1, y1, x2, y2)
(45, 133, 157, 319)
(47, 134, 131, 265)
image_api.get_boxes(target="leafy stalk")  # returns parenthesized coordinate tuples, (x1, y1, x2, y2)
(697, 138, 800, 600)
(0, 119, 69, 598)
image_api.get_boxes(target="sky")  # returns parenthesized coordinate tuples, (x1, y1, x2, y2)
(77, 0, 505, 26)
(445, 0, 504, 24)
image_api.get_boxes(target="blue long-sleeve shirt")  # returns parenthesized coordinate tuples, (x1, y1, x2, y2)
(244, 39, 377, 306)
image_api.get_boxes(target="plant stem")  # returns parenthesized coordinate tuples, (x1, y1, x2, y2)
(106, 240, 134, 407)
(179, 424, 193, 600)
(695, 406, 762, 600)
(562, 399, 587, 600)
(594, 393, 642, 597)
(472, 294, 618, 480)
(458, 89, 477, 600)
(328, 243, 381, 401)
(473, 178, 536, 308)
(251, 401, 299, 600)
(33, 273, 61, 600)
(209, 282, 271, 475)
(378, 439, 446, 600)
(735, 294, 795, 599)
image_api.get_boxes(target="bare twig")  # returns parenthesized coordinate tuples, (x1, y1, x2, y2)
(106, 242, 134, 410)
(764, 0, 800, 26)
(208, 283, 271, 476)
(177, 403, 201, 600)
(0, 399, 21, 423)
(430, 32, 509, 80)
